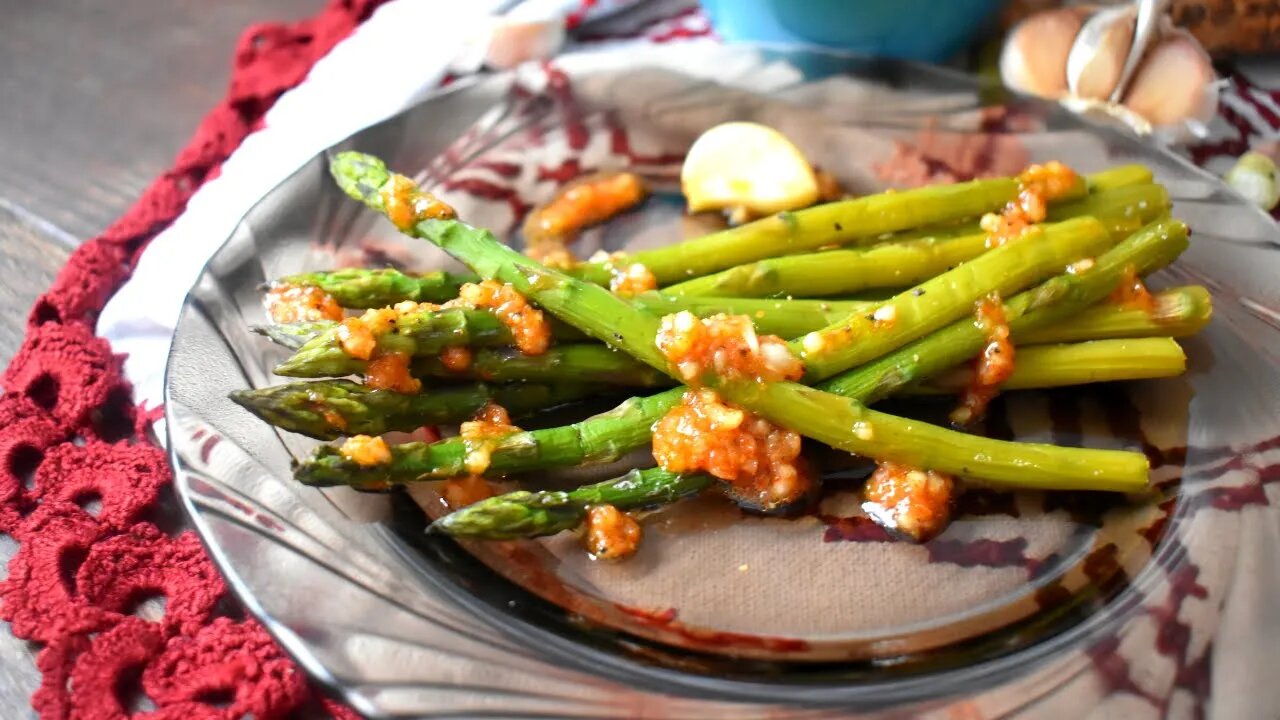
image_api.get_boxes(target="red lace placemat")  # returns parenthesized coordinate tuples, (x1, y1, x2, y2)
(0, 2, 390, 717)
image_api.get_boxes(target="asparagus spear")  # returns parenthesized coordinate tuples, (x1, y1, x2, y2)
(278, 339, 669, 385)
(279, 166, 1149, 309)
(793, 217, 1115, 381)
(1084, 164, 1154, 192)
(276, 267, 474, 307)
(414, 345, 671, 387)
(264, 295, 869, 359)
(631, 295, 866, 338)
(662, 183, 1168, 299)
(297, 217, 1187, 490)
(1014, 285, 1212, 344)
(819, 218, 1191, 404)
(316, 152, 1149, 492)
(257, 283, 1205, 358)
(435, 336, 1184, 539)
(431, 469, 712, 539)
(274, 307, 516, 377)
(564, 172, 1086, 287)
(910, 338, 1186, 394)
(253, 321, 336, 350)
(663, 231, 993, 298)
(229, 380, 603, 440)
(298, 391, 681, 484)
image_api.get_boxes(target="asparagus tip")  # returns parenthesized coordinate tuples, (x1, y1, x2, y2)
(329, 151, 391, 205)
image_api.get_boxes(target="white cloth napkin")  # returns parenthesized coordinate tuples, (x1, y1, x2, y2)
(98, 0, 704, 420)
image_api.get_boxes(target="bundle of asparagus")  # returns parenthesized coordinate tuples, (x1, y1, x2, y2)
(231, 148, 1209, 556)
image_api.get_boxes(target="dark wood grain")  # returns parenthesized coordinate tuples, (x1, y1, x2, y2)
(0, 207, 71, 359)
(0, 1, 321, 716)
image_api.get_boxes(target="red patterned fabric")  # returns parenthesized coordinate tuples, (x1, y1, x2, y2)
(0, 1, 391, 716)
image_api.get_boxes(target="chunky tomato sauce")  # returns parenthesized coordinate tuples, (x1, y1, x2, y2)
(447, 280, 551, 356)
(380, 173, 455, 231)
(365, 351, 420, 394)
(459, 401, 521, 475)
(655, 312, 803, 385)
(652, 389, 813, 510)
(583, 504, 643, 560)
(441, 474, 495, 509)
(952, 294, 1014, 426)
(1109, 263, 1156, 313)
(338, 434, 391, 466)
(862, 461, 955, 541)
(981, 161, 1078, 248)
(523, 171, 647, 245)
(265, 284, 343, 324)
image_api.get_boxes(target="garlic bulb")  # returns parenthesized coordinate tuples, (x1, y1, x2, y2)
(1000, 2, 1219, 142)
(1001, 8, 1089, 99)
(1066, 5, 1135, 100)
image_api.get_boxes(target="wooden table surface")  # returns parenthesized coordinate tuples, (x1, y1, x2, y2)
(0, 1, 320, 715)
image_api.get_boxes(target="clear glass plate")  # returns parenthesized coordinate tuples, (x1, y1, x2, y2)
(165, 44, 1280, 718)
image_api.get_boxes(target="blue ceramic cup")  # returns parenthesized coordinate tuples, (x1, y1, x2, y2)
(700, 0, 1007, 62)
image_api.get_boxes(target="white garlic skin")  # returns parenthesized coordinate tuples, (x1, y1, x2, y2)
(484, 19, 566, 70)
(1066, 4, 1136, 101)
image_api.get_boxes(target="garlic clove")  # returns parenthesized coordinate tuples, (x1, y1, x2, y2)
(1224, 151, 1280, 210)
(483, 19, 566, 70)
(1121, 28, 1218, 134)
(1066, 5, 1136, 101)
(1000, 8, 1090, 99)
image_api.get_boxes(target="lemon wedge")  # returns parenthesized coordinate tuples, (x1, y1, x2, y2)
(681, 122, 819, 218)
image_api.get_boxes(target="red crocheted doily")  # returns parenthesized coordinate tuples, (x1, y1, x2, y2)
(0, 2, 390, 717)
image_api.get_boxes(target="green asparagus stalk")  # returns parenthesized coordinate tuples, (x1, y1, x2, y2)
(229, 380, 603, 440)
(298, 391, 682, 484)
(1014, 285, 1212, 344)
(434, 222, 1191, 536)
(431, 469, 712, 539)
(253, 321, 337, 350)
(564, 173, 1087, 287)
(273, 307, 514, 377)
(793, 217, 1115, 381)
(819, 218, 1191, 404)
(297, 217, 1187, 490)
(269, 296, 868, 373)
(1084, 164, 1154, 192)
(1045, 183, 1169, 224)
(414, 345, 671, 387)
(909, 338, 1186, 394)
(663, 231, 993, 298)
(258, 284, 1204, 358)
(315, 152, 1149, 492)
(662, 183, 1168, 299)
(278, 167, 1149, 310)
(631, 295, 866, 338)
(278, 339, 668, 385)
(437, 334, 1185, 539)
(275, 267, 474, 307)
